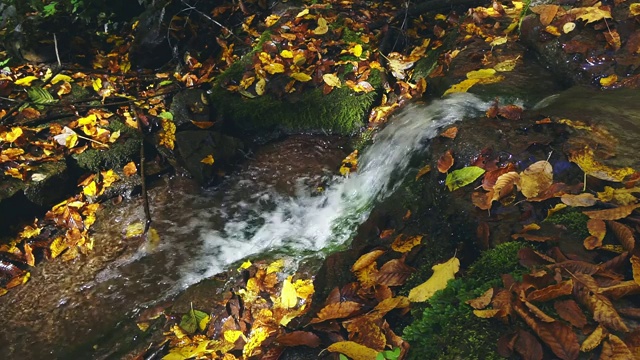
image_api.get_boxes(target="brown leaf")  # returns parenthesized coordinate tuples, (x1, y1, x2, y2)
(344, 317, 386, 351)
(310, 301, 363, 324)
(517, 161, 553, 199)
(584, 236, 603, 250)
(371, 296, 410, 318)
(607, 221, 635, 252)
(580, 324, 607, 352)
(466, 288, 494, 309)
(275, 331, 321, 347)
(437, 150, 454, 173)
(491, 171, 519, 201)
(604, 29, 622, 52)
(351, 250, 385, 272)
(375, 259, 414, 286)
(632, 255, 640, 287)
(531, 5, 560, 26)
(599, 280, 640, 299)
(415, 164, 431, 180)
(476, 221, 490, 249)
(514, 328, 544, 360)
(498, 104, 523, 120)
(471, 190, 493, 210)
(554, 299, 587, 329)
(618, 307, 640, 320)
(527, 279, 573, 302)
(491, 288, 514, 318)
(524, 301, 557, 323)
(482, 164, 516, 191)
(439, 126, 458, 139)
(514, 302, 580, 360)
(588, 218, 607, 240)
(600, 334, 634, 360)
(561, 193, 598, 207)
(583, 204, 640, 220)
(574, 275, 629, 332)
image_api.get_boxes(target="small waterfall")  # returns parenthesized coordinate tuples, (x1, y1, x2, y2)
(176, 93, 490, 289)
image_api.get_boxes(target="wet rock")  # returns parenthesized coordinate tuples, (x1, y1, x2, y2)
(174, 130, 244, 185)
(169, 89, 211, 128)
(72, 119, 142, 172)
(128, 0, 176, 69)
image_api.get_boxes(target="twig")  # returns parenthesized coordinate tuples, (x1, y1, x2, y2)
(133, 106, 152, 234)
(53, 33, 61, 68)
(179, 0, 243, 42)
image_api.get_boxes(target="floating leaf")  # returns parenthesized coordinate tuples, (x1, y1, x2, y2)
(445, 166, 485, 191)
(408, 256, 459, 302)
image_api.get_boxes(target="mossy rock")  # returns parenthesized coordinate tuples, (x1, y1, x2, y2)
(544, 207, 589, 239)
(72, 119, 141, 172)
(403, 241, 528, 360)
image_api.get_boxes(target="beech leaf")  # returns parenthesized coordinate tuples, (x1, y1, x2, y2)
(445, 166, 485, 191)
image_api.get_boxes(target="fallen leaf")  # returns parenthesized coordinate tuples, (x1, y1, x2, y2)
(391, 234, 423, 253)
(554, 299, 587, 329)
(561, 193, 598, 207)
(607, 221, 635, 252)
(408, 256, 460, 302)
(275, 331, 320, 348)
(123, 162, 137, 176)
(580, 324, 607, 352)
(415, 164, 432, 180)
(583, 204, 640, 220)
(569, 147, 635, 183)
(326, 341, 378, 360)
(313, 17, 329, 35)
(445, 166, 486, 191)
(466, 288, 494, 309)
(437, 150, 454, 173)
(201, 155, 215, 165)
(517, 160, 553, 199)
(352, 250, 385, 272)
(310, 301, 363, 323)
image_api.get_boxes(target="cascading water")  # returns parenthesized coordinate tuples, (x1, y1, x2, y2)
(174, 93, 490, 289)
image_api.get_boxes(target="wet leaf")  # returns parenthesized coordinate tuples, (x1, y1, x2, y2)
(443, 78, 480, 96)
(352, 250, 385, 272)
(437, 150, 454, 173)
(243, 327, 270, 357)
(466, 288, 494, 309)
(376, 258, 414, 286)
(574, 5, 612, 24)
(15, 76, 39, 86)
(439, 127, 458, 139)
(408, 256, 459, 302)
(280, 276, 298, 309)
(123, 162, 137, 176)
(569, 147, 635, 183)
(531, 5, 559, 26)
(415, 164, 432, 180)
(327, 341, 378, 360)
(445, 166, 485, 191)
(391, 234, 423, 253)
(201, 155, 215, 165)
(180, 307, 210, 334)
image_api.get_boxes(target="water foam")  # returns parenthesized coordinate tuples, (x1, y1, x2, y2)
(176, 93, 489, 289)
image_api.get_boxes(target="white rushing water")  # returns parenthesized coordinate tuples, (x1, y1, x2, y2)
(175, 93, 490, 289)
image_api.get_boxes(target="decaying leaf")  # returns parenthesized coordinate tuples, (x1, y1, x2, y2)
(408, 256, 459, 302)
(580, 324, 607, 352)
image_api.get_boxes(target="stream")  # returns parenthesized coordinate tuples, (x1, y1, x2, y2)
(0, 93, 490, 359)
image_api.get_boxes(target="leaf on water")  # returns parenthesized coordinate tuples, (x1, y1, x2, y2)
(600, 74, 618, 87)
(445, 166, 485, 191)
(125, 222, 145, 238)
(327, 341, 379, 360)
(408, 256, 459, 302)
(439, 126, 458, 139)
(493, 58, 518, 72)
(437, 150, 454, 173)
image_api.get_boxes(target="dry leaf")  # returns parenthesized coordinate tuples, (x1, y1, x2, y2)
(517, 161, 553, 199)
(408, 256, 459, 302)
(583, 204, 640, 220)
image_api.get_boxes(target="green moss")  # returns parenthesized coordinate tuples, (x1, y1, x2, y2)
(544, 207, 589, 238)
(211, 70, 381, 135)
(73, 120, 141, 172)
(403, 241, 529, 360)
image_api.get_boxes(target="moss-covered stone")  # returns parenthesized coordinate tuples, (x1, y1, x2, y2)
(72, 119, 141, 172)
(403, 241, 528, 360)
(544, 207, 589, 239)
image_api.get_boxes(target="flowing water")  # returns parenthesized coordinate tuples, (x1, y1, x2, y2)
(0, 93, 489, 358)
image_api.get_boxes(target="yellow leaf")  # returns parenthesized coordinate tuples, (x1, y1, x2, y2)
(125, 222, 145, 238)
(351, 44, 363, 57)
(490, 36, 508, 46)
(243, 327, 270, 357)
(263, 63, 285, 74)
(391, 234, 423, 253)
(313, 17, 329, 35)
(92, 78, 103, 92)
(280, 276, 298, 309)
(83, 181, 98, 197)
(545, 25, 561, 36)
(494, 58, 518, 72)
(599, 74, 617, 87)
(109, 129, 121, 143)
(15, 76, 39, 86)
(569, 147, 635, 182)
(466, 68, 496, 79)
(224, 330, 245, 343)
(293, 278, 314, 299)
(296, 8, 309, 18)
(327, 341, 379, 360)
(408, 256, 460, 302)
(517, 160, 553, 199)
(443, 78, 480, 96)
(563, 22, 576, 33)
(280, 49, 293, 58)
(50, 237, 68, 258)
(291, 72, 312, 82)
(631, 3, 640, 16)
(575, 5, 612, 24)
(323, 73, 341, 88)
(201, 155, 215, 165)
(238, 260, 252, 271)
(77, 114, 98, 126)
(267, 259, 285, 274)
(51, 74, 73, 84)
(123, 162, 137, 176)
(255, 77, 266, 96)
(4, 127, 23, 143)
(102, 169, 120, 189)
(265, 14, 281, 27)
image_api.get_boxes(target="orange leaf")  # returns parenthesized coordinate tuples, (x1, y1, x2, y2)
(375, 259, 414, 286)
(554, 299, 587, 329)
(600, 334, 634, 359)
(437, 150, 454, 173)
(632, 255, 640, 287)
(415, 164, 432, 180)
(439, 126, 458, 139)
(344, 317, 386, 351)
(123, 161, 137, 176)
(526, 279, 573, 302)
